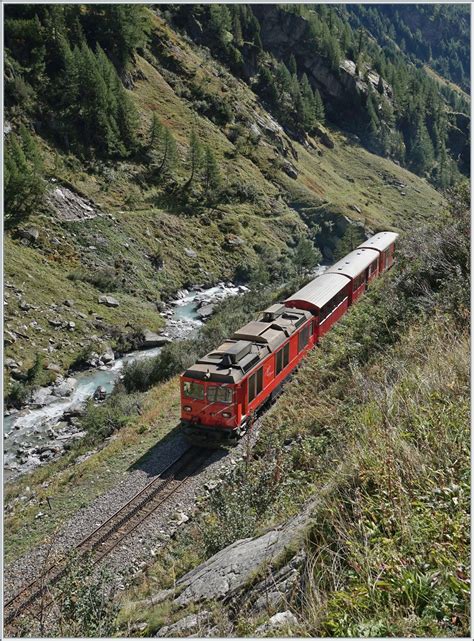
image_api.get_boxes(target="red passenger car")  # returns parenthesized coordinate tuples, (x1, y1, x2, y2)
(326, 247, 380, 303)
(358, 231, 398, 273)
(180, 231, 398, 444)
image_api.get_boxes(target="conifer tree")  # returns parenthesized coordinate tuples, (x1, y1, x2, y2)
(294, 238, 321, 275)
(186, 129, 203, 186)
(202, 145, 222, 198)
(4, 127, 44, 227)
(313, 89, 325, 123)
(148, 113, 164, 151)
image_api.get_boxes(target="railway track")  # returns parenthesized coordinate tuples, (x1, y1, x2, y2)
(4, 446, 212, 629)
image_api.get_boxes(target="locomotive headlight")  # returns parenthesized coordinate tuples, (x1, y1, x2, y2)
(183, 405, 192, 412)
(222, 412, 231, 418)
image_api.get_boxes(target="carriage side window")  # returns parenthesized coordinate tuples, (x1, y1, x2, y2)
(298, 324, 310, 351)
(320, 289, 347, 322)
(352, 273, 365, 291)
(249, 367, 263, 402)
(275, 343, 290, 375)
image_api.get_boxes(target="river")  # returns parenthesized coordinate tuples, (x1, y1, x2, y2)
(3, 282, 245, 480)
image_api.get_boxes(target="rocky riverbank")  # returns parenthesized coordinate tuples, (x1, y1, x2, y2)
(3, 281, 247, 481)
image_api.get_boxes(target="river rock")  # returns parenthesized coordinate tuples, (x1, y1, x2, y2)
(63, 404, 85, 421)
(30, 386, 56, 407)
(101, 347, 115, 363)
(140, 329, 172, 348)
(197, 304, 215, 319)
(53, 377, 77, 398)
(93, 386, 107, 401)
(98, 295, 120, 307)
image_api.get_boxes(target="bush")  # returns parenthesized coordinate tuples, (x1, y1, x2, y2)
(122, 288, 279, 393)
(68, 268, 122, 292)
(5, 381, 30, 409)
(80, 391, 141, 444)
(201, 463, 279, 555)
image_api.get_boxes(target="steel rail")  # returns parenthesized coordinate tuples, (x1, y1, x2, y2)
(4, 446, 211, 628)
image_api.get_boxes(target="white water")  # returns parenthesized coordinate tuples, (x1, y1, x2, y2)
(3, 283, 244, 477)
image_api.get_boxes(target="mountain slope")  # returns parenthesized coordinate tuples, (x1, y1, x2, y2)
(4, 7, 446, 382)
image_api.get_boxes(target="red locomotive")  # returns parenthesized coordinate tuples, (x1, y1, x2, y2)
(180, 231, 398, 444)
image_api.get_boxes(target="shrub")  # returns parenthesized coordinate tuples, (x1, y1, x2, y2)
(5, 381, 30, 409)
(80, 391, 141, 444)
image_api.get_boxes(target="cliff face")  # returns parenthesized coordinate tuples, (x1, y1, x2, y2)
(252, 5, 393, 130)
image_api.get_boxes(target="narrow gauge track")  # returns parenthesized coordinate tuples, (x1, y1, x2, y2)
(4, 446, 212, 629)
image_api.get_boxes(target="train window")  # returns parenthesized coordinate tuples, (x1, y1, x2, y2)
(183, 381, 204, 400)
(298, 324, 310, 351)
(207, 386, 233, 404)
(352, 273, 365, 291)
(320, 289, 347, 322)
(248, 367, 263, 402)
(275, 343, 290, 375)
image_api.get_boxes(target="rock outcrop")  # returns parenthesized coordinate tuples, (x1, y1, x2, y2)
(252, 5, 393, 131)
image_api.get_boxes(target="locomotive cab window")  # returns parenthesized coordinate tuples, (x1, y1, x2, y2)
(248, 367, 263, 402)
(298, 324, 310, 351)
(275, 343, 290, 375)
(207, 386, 233, 404)
(183, 381, 205, 400)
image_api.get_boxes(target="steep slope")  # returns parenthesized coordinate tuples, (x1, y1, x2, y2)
(4, 7, 445, 383)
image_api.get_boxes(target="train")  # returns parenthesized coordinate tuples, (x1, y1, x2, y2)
(180, 231, 398, 445)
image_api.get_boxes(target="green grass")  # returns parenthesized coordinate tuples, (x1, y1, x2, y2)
(115, 197, 469, 637)
(3, 377, 181, 563)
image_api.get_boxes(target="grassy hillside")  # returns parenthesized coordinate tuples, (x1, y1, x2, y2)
(116, 188, 469, 637)
(4, 9, 446, 383)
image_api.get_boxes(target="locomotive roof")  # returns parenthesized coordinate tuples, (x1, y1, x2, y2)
(182, 306, 312, 383)
(326, 247, 379, 279)
(358, 231, 399, 252)
(284, 273, 349, 312)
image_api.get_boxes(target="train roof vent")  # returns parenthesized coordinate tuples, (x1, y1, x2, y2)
(222, 340, 252, 365)
(261, 304, 286, 322)
(240, 353, 261, 373)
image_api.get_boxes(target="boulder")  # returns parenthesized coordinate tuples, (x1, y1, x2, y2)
(197, 304, 215, 320)
(98, 295, 120, 308)
(140, 329, 172, 349)
(156, 612, 211, 638)
(93, 386, 107, 401)
(30, 387, 55, 407)
(225, 234, 245, 249)
(48, 319, 62, 328)
(255, 611, 298, 635)
(282, 160, 298, 179)
(18, 227, 40, 243)
(184, 247, 198, 258)
(101, 347, 115, 364)
(54, 377, 77, 398)
(313, 125, 335, 149)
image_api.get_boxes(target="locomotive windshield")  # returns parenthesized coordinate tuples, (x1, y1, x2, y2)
(207, 386, 233, 404)
(183, 381, 205, 400)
